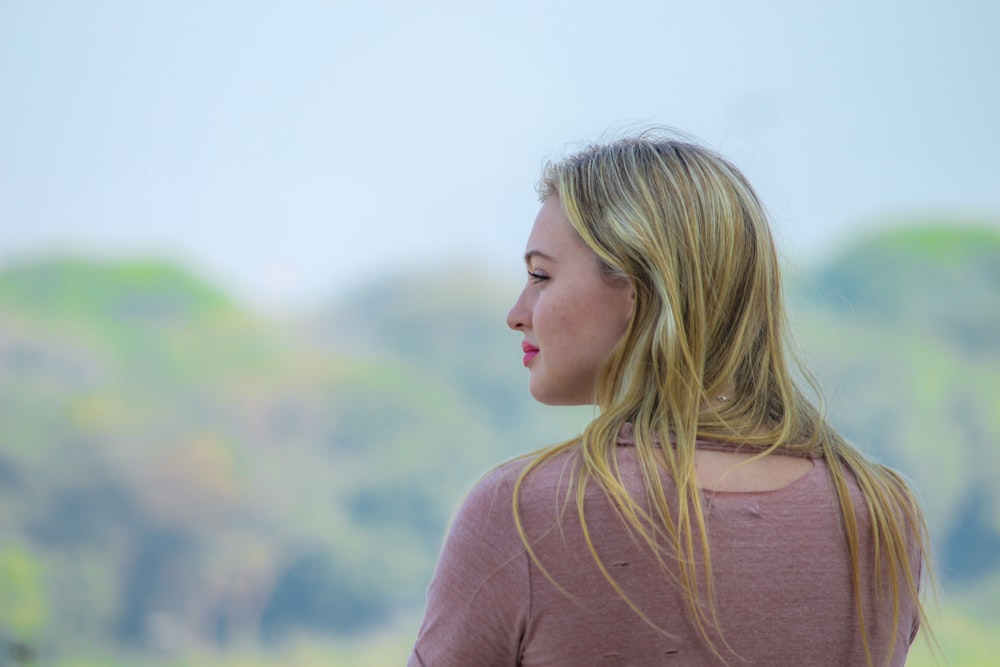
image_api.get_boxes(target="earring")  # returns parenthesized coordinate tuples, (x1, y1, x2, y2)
(718, 395, 730, 402)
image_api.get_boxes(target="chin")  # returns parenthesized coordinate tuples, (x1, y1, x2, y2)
(528, 385, 561, 406)
(528, 383, 591, 407)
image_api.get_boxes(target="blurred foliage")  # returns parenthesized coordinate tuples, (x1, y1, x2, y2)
(0, 544, 48, 639)
(0, 223, 998, 664)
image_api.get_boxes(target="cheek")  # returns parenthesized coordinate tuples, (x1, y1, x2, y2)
(537, 299, 578, 341)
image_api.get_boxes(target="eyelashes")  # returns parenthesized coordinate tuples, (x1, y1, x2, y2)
(528, 270, 549, 283)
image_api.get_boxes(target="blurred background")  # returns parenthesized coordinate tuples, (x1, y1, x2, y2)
(1, 1, 998, 665)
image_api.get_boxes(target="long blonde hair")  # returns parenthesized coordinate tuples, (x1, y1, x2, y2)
(512, 131, 931, 666)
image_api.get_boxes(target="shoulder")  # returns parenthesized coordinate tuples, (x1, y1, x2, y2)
(472, 446, 581, 497)
(456, 457, 528, 518)
(455, 448, 581, 529)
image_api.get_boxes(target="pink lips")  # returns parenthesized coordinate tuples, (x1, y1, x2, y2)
(521, 341, 539, 366)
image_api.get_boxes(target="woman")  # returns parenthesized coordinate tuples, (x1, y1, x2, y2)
(408, 132, 930, 666)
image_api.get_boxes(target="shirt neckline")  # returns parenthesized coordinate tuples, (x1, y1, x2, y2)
(614, 422, 817, 460)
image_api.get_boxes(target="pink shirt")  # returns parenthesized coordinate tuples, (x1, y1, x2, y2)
(410, 436, 919, 666)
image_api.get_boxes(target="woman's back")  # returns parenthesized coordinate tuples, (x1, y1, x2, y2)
(411, 439, 919, 666)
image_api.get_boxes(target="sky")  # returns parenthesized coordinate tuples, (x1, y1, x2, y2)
(2, 0, 998, 311)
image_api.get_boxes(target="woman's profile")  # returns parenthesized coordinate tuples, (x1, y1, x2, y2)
(408, 131, 930, 666)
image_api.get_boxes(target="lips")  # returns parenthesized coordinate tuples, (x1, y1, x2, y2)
(521, 341, 539, 366)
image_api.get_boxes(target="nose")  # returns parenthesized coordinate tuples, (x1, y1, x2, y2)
(506, 288, 530, 331)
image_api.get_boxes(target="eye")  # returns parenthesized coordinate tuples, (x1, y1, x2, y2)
(528, 270, 549, 283)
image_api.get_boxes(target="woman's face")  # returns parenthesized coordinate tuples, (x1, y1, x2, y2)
(506, 195, 633, 405)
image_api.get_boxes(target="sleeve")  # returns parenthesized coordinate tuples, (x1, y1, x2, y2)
(408, 465, 530, 667)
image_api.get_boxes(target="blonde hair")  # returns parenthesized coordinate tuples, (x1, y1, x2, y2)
(512, 131, 931, 666)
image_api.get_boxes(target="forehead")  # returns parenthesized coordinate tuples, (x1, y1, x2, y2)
(525, 196, 586, 256)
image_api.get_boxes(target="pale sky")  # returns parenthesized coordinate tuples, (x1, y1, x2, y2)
(2, 0, 998, 311)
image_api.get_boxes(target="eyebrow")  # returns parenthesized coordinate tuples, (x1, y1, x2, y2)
(524, 249, 556, 264)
